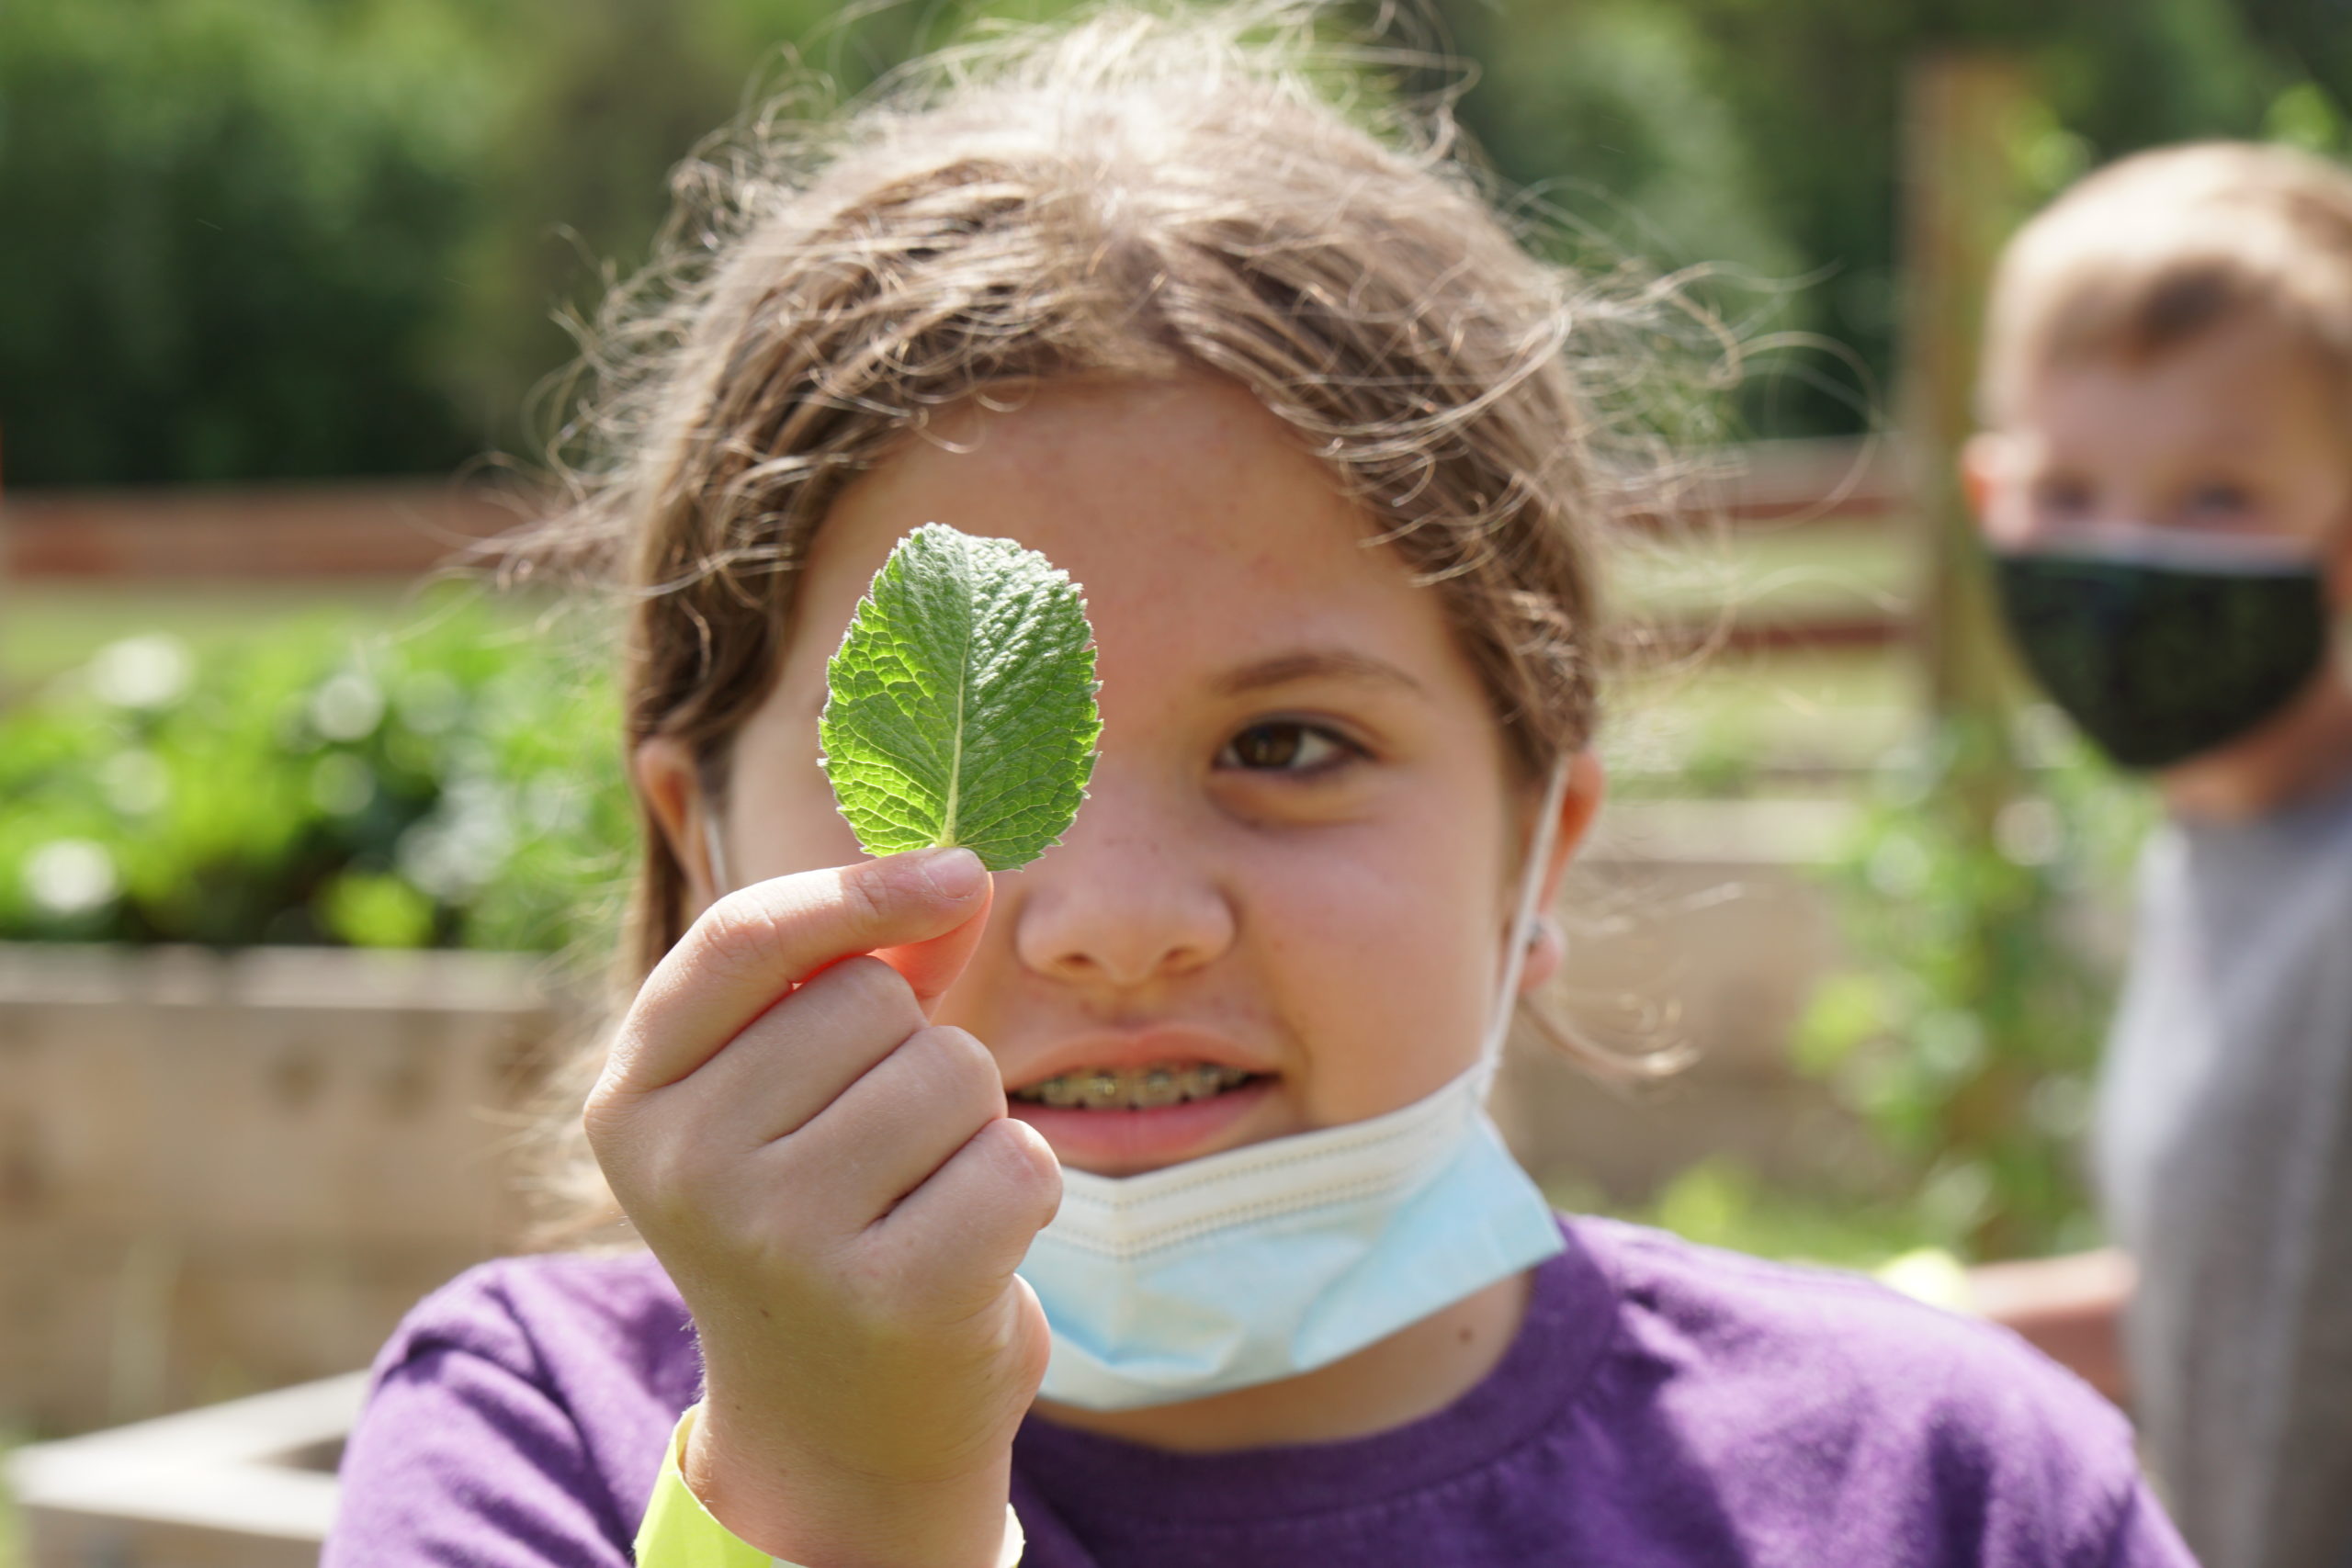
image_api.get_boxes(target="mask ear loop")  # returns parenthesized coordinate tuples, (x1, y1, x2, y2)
(700, 805, 732, 899)
(1475, 752, 1576, 1090)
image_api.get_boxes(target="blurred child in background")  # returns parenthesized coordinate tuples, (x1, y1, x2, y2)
(1968, 141, 2352, 1568)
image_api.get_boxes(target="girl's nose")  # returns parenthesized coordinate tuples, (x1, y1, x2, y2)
(1008, 774, 1236, 988)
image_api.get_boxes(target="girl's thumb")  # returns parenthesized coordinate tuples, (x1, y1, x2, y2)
(874, 854, 993, 1015)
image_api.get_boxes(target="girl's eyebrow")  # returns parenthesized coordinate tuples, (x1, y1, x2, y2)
(1212, 649, 1428, 697)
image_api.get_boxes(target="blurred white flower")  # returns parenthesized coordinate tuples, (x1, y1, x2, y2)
(88, 636, 193, 710)
(311, 671, 386, 742)
(396, 777, 513, 899)
(26, 840, 120, 916)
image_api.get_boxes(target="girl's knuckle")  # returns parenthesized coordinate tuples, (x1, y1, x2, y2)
(580, 1085, 629, 1147)
(906, 1023, 1000, 1100)
(802, 953, 921, 1034)
(839, 953, 918, 1015)
(835, 866, 894, 931)
(582, 1080, 663, 1166)
(975, 1118, 1062, 1215)
(694, 890, 781, 977)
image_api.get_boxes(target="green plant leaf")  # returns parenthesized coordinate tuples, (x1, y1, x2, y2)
(820, 524, 1100, 871)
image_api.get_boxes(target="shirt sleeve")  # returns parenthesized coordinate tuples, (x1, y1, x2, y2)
(325, 1340, 638, 1567)
(639, 1404, 1026, 1568)
(2094, 1483, 2199, 1568)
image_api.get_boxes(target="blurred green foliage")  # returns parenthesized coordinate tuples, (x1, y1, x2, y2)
(6, 0, 2351, 481)
(1442, 0, 2351, 434)
(0, 0, 494, 482)
(1795, 711, 2159, 1260)
(0, 595, 632, 954)
(0, 0, 946, 484)
(1548, 1156, 1936, 1271)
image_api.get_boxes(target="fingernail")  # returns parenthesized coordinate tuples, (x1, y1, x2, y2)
(912, 845, 986, 899)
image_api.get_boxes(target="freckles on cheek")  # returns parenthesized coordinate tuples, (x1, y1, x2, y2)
(1257, 829, 1502, 1111)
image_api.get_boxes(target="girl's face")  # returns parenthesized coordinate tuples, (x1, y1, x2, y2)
(683, 378, 1590, 1177)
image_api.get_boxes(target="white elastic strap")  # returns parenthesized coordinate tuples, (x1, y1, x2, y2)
(1474, 752, 1575, 1080)
(702, 807, 733, 898)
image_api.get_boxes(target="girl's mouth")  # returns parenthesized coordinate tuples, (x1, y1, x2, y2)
(1005, 1061, 1280, 1172)
(1009, 1062, 1261, 1111)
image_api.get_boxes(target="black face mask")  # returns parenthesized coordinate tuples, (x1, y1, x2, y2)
(1990, 540, 2334, 771)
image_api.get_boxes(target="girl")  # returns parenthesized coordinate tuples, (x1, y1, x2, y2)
(325, 8, 2191, 1564)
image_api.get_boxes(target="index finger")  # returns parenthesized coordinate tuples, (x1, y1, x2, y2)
(611, 846, 988, 1093)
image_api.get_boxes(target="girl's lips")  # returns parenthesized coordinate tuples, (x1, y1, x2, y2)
(1007, 1077, 1281, 1175)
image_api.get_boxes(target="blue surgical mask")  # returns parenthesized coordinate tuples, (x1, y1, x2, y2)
(1020, 759, 1574, 1411)
(1021, 1064, 1564, 1409)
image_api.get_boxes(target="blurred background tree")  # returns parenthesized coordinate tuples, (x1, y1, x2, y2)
(1442, 0, 2329, 433)
(6, 0, 2347, 483)
(0, 0, 922, 484)
(0, 0, 495, 483)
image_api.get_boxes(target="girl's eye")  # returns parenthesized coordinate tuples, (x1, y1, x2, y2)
(1218, 721, 1353, 773)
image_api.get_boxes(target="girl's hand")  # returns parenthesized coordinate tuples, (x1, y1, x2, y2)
(584, 846, 1059, 1568)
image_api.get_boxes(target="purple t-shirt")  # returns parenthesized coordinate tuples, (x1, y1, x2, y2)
(326, 1216, 2193, 1566)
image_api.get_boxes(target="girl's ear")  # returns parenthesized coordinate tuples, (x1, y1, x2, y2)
(633, 736, 720, 908)
(1520, 750, 1604, 992)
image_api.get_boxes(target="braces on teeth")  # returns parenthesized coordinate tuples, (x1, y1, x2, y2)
(1011, 1063, 1256, 1111)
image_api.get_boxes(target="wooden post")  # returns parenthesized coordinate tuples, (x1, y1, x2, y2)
(1900, 51, 2033, 804)
(1897, 53, 2044, 1258)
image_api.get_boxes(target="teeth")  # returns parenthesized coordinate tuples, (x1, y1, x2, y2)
(1134, 1067, 1182, 1110)
(1012, 1062, 1256, 1111)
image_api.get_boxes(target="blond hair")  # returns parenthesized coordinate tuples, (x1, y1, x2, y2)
(1983, 140, 2352, 421)
(518, 2, 1702, 1238)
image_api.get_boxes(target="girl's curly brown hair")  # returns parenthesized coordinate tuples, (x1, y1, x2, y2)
(515, 1, 1712, 1238)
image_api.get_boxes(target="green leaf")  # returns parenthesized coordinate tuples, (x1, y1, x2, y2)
(820, 524, 1100, 871)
